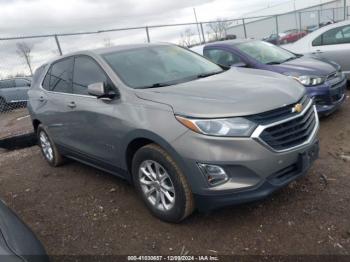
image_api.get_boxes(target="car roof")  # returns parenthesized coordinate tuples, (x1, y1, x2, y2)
(294, 20, 350, 44)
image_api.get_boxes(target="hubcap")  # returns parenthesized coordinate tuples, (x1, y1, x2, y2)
(39, 131, 53, 161)
(138, 160, 175, 211)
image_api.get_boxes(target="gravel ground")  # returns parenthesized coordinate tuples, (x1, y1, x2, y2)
(0, 108, 32, 139)
(0, 93, 349, 257)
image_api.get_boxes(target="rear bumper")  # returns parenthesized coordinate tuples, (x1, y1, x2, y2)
(194, 140, 319, 212)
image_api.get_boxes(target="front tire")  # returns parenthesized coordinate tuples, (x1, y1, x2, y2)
(132, 144, 194, 222)
(37, 124, 65, 167)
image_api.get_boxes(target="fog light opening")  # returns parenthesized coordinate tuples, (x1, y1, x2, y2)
(198, 163, 229, 186)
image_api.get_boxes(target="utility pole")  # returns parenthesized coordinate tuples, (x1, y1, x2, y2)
(193, 8, 202, 44)
(344, 0, 347, 20)
(294, 0, 298, 30)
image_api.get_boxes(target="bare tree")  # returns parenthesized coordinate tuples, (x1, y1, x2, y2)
(16, 42, 33, 76)
(179, 28, 197, 47)
(207, 18, 233, 41)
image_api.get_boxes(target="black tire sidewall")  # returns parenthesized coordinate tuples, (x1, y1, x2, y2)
(132, 145, 188, 222)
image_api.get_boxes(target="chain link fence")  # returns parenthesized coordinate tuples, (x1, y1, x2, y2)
(0, 1, 349, 140)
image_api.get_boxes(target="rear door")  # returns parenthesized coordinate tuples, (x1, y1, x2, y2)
(40, 57, 75, 146)
(309, 24, 350, 75)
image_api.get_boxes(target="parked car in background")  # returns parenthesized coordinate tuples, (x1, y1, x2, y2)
(0, 200, 48, 262)
(280, 29, 307, 44)
(191, 39, 346, 116)
(263, 32, 286, 45)
(286, 20, 350, 81)
(28, 43, 319, 222)
(306, 21, 334, 33)
(0, 77, 31, 111)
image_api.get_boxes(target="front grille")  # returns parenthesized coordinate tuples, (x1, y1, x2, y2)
(259, 103, 316, 151)
(248, 95, 310, 125)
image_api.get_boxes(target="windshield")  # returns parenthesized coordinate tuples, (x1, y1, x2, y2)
(236, 41, 297, 65)
(102, 45, 223, 89)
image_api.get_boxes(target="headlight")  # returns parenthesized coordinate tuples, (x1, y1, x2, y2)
(175, 115, 257, 137)
(292, 75, 325, 86)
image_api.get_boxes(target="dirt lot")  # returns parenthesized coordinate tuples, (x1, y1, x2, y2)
(0, 107, 32, 139)
(0, 94, 350, 257)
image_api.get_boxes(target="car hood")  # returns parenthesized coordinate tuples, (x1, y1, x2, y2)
(271, 56, 339, 77)
(135, 68, 305, 118)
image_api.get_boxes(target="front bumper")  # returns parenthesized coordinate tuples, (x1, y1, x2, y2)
(171, 104, 319, 211)
(194, 141, 319, 211)
(307, 77, 347, 116)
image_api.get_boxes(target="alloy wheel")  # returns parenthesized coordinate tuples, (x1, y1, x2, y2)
(39, 131, 54, 161)
(138, 160, 175, 211)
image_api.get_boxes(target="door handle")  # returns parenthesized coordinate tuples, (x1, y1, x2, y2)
(67, 101, 76, 108)
(39, 96, 45, 102)
(312, 50, 323, 54)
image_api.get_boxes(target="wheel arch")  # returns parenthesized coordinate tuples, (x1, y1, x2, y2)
(122, 130, 188, 184)
(32, 119, 41, 133)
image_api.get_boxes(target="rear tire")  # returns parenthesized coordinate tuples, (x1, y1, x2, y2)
(132, 144, 194, 222)
(37, 124, 65, 167)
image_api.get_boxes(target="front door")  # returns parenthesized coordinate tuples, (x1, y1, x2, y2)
(65, 55, 123, 168)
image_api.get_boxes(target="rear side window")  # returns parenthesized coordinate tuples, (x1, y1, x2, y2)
(72, 56, 108, 95)
(42, 57, 74, 93)
(204, 49, 241, 67)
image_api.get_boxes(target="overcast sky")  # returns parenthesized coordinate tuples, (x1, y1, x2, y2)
(0, 0, 293, 36)
(0, 0, 328, 77)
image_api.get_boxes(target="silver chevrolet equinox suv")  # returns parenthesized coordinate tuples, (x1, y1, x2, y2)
(28, 43, 319, 222)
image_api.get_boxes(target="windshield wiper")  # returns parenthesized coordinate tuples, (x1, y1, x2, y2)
(266, 61, 281, 65)
(280, 56, 298, 63)
(138, 82, 173, 89)
(196, 71, 223, 78)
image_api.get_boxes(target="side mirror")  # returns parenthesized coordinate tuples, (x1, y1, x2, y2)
(88, 82, 117, 100)
(231, 62, 248, 68)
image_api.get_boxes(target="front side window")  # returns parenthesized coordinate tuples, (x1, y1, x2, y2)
(204, 49, 242, 67)
(102, 45, 223, 89)
(313, 25, 350, 46)
(73, 56, 108, 95)
(236, 40, 297, 65)
(43, 57, 73, 93)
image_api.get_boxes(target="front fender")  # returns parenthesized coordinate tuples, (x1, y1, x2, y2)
(121, 129, 191, 182)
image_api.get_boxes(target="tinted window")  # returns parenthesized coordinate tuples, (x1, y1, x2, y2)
(313, 25, 350, 46)
(103, 45, 222, 89)
(15, 79, 30, 87)
(42, 68, 51, 90)
(0, 80, 15, 89)
(204, 49, 242, 67)
(73, 56, 108, 95)
(44, 58, 73, 93)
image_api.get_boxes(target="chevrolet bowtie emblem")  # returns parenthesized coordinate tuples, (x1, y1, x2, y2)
(292, 103, 303, 113)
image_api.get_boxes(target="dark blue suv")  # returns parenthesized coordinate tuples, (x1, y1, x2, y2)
(192, 39, 347, 116)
